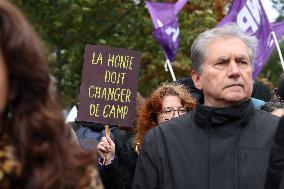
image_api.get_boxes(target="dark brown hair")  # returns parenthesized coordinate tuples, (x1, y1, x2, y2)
(133, 82, 196, 151)
(0, 1, 99, 188)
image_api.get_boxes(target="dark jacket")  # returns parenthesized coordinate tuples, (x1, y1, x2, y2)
(265, 115, 284, 189)
(99, 139, 131, 189)
(133, 99, 279, 189)
(99, 136, 138, 189)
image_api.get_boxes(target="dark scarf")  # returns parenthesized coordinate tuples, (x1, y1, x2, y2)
(194, 99, 255, 128)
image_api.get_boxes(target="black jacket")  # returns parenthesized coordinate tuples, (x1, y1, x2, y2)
(99, 139, 130, 189)
(265, 115, 284, 189)
(99, 136, 138, 189)
(133, 100, 279, 189)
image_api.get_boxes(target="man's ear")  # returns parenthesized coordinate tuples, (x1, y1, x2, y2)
(191, 70, 203, 90)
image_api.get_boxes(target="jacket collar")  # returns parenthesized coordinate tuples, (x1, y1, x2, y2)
(194, 99, 255, 128)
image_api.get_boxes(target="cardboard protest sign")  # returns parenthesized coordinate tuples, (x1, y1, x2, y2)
(78, 44, 141, 127)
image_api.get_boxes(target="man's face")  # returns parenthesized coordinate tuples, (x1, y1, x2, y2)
(192, 37, 253, 107)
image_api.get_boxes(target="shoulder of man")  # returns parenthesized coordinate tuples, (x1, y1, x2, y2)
(156, 112, 194, 133)
(251, 109, 279, 140)
(254, 109, 280, 126)
(142, 113, 194, 150)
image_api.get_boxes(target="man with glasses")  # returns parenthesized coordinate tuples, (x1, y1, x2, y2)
(133, 23, 279, 189)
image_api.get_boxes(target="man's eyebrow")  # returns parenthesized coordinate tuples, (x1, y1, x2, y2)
(216, 56, 230, 62)
(235, 57, 248, 61)
(215, 55, 249, 61)
(217, 56, 229, 60)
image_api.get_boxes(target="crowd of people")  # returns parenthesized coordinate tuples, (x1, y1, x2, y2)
(1, 1, 284, 189)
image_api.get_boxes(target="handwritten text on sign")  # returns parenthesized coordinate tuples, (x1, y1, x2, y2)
(78, 44, 141, 126)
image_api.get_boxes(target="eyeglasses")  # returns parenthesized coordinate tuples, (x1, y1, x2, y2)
(160, 106, 188, 117)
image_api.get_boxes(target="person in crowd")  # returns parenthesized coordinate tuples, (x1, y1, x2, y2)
(265, 73, 284, 188)
(261, 74, 284, 117)
(68, 114, 127, 189)
(0, 1, 103, 188)
(70, 120, 127, 151)
(97, 83, 196, 189)
(133, 83, 196, 152)
(132, 23, 279, 189)
(68, 92, 144, 189)
(176, 77, 203, 100)
(265, 115, 284, 189)
(252, 80, 272, 102)
(276, 73, 284, 101)
(261, 99, 284, 117)
(261, 92, 284, 117)
(124, 92, 145, 150)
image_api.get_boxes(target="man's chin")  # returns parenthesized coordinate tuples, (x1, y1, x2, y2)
(225, 95, 249, 103)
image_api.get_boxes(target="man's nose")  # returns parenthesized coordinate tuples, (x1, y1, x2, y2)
(228, 61, 240, 78)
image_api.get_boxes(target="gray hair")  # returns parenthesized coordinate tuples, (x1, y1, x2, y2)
(190, 23, 258, 74)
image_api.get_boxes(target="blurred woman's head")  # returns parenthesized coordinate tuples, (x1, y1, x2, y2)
(0, 0, 51, 123)
(0, 0, 57, 149)
(0, 1, 100, 188)
(133, 82, 196, 151)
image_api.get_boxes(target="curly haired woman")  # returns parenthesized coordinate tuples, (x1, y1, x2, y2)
(97, 82, 196, 189)
(133, 82, 196, 152)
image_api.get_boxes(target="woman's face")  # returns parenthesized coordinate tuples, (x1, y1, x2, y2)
(0, 54, 8, 115)
(157, 95, 187, 124)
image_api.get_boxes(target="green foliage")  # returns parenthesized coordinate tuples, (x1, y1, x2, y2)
(11, 0, 220, 108)
(261, 0, 284, 88)
(260, 39, 284, 87)
(11, 0, 284, 107)
(28, 1, 284, 111)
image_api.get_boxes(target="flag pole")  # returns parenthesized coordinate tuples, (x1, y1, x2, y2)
(271, 31, 284, 71)
(163, 51, 176, 81)
(165, 58, 176, 81)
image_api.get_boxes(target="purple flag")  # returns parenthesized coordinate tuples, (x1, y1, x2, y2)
(153, 19, 179, 62)
(146, 0, 187, 61)
(271, 21, 284, 39)
(217, 0, 283, 79)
